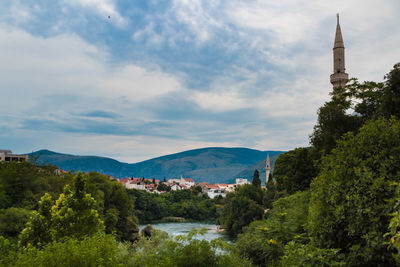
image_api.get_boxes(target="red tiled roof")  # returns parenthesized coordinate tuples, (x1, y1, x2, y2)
(207, 184, 219, 189)
(145, 179, 160, 183)
(119, 178, 130, 185)
(199, 182, 209, 185)
(184, 178, 194, 182)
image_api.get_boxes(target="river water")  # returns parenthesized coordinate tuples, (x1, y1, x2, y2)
(140, 222, 230, 242)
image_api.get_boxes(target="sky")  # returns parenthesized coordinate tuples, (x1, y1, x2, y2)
(0, 0, 399, 163)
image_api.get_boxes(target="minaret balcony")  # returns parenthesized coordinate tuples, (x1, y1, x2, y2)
(330, 72, 349, 83)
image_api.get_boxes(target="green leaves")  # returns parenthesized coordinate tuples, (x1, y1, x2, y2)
(219, 184, 264, 236)
(308, 117, 400, 265)
(273, 147, 318, 194)
(19, 174, 105, 247)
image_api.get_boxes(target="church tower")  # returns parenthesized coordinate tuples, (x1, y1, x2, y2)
(330, 14, 349, 89)
(265, 154, 271, 184)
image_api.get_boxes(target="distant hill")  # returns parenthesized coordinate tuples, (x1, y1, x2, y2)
(30, 148, 285, 184)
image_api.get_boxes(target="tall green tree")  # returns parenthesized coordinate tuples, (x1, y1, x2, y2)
(273, 147, 318, 194)
(51, 173, 104, 240)
(251, 169, 261, 188)
(310, 96, 362, 153)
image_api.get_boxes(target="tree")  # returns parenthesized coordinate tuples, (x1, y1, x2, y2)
(235, 191, 311, 266)
(273, 147, 318, 194)
(85, 172, 138, 241)
(19, 193, 54, 247)
(19, 173, 105, 247)
(309, 75, 388, 153)
(310, 97, 362, 153)
(0, 208, 31, 239)
(380, 63, 400, 118)
(251, 169, 261, 188)
(219, 184, 264, 236)
(308, 117, 400, 266)
(157, 183, 171, 192)
(51, 173, 104, 240)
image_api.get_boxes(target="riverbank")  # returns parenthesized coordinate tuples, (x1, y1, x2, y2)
(139, 222, 230, 242)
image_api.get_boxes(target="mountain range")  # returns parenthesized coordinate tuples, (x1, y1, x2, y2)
(30, 148, 285, 184)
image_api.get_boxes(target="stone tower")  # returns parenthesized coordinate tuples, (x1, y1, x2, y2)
(330, 14, 348, 89)
(265, 154, 271, 184)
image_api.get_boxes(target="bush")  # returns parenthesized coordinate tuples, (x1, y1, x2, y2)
(235, 191, 310, 266)
(280, 241, 345, 267)
(9, 233, 119, 267)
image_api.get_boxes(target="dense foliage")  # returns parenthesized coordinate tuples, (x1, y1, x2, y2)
(235, 191, 310, 265)
(128, 188, 222, 223)
(225, 63, 400, 266)
(0, 163, 138, 243)
(273, 147, 318, 194)
(309, 117, 400, 266)
(19, 174, 105, 247)
(219, 184, 264, 236)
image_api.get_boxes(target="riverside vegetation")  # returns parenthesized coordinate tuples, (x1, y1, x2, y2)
(1, 63, 400, 266)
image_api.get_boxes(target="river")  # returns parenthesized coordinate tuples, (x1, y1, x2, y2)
(139, 222, 230, 242)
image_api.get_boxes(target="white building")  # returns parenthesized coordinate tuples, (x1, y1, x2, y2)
(168, 176, 195, 188)
(0, 150, 28, 162)
(236, 178, 250, 185)
(207, 184, 226, 199)
(170, 184, 182, 191)
(168, 178, 181, 184)
(126, 182, 145, 190)
(180, 176, 195, 187)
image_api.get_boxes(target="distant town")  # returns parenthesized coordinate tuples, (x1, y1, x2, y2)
(1, 149, 257, 199)
(118, 175, 252, 199)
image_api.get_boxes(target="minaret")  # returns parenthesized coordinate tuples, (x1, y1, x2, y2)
(265, 154, 271, 184)
(330, 14, 348, 89)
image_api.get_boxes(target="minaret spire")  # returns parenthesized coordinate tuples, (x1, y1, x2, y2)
(265, 154, 271, 184)
(330, 13, 348, 89)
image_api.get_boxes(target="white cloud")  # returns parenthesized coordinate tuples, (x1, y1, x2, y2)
(169, 0, 223, 43)
(63, 0, 127, 27)
(0, 27, 183, 118)
(2, 0, 400, 160)
(191, 90, 249, 112)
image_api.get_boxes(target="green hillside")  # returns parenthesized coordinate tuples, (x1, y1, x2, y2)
(30, 148, 285, 184)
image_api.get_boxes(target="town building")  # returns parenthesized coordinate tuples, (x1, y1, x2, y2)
(206, 184, 226, 199)
(0, 150, 28, 162)
(167, 176, 195, 188)
(330, 14, 349, 89)
(235, 178, 250, 185)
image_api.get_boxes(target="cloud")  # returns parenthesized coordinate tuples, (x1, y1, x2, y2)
(80, 110, 119, 118)
(1, 0, 400, 161)
(64, 0, 127, 27)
